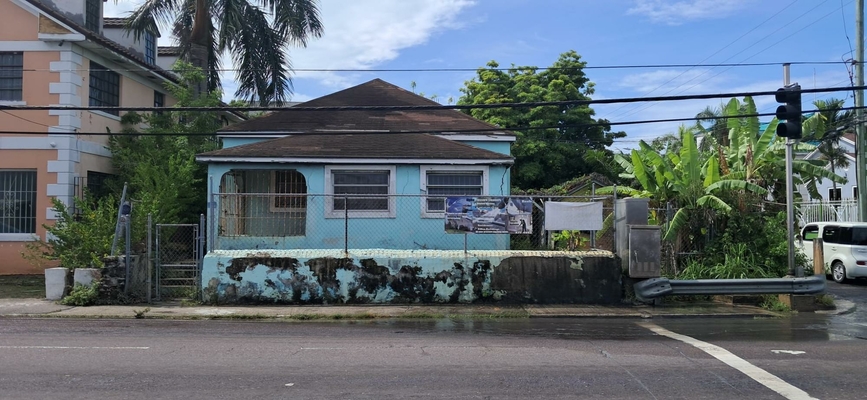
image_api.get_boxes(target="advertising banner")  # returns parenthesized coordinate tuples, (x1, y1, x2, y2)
(444, 196, 533, 234)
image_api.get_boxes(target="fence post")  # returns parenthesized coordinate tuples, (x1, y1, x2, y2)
(813, 238, 825, 276)
(344, 195, 349, 257)
(199, 213, 206, 300)
(146, 213, 152, 303)
(612, 185, 618, 254)
(208, 175, 215, 252)
(124, 211, 131, 294)
(155, 223, 161, 302)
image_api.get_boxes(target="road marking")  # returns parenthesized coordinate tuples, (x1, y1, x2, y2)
(771, 350, 806, 355)
(638, 322, 818, 400)
(300, 347, 344, 350)
(0, 346, 149, 350)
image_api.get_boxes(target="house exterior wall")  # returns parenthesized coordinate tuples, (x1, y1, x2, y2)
(0, 0, 177, 274)
(102, 28, 147, 62)
(207, 162, 513, 251)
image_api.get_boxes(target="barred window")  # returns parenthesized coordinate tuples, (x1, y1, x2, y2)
(85, 0, 100, 31)
(0, 170, 36, 234)
(0, 52, 23, 102)
(425, 171, 483, 213)
(271, 170, 307, 211)
(89, 62, 119, 115)
(332, 170, 389, 211)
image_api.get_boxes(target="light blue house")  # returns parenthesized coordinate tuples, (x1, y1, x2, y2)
(196, 79, 517, 252)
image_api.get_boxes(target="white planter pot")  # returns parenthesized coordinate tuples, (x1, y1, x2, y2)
(73, 268, 101, 287)
(44, 268, 69, 300)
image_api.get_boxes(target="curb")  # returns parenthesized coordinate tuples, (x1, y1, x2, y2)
(816, 299, 857, 315)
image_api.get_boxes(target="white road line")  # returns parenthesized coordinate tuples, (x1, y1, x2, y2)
(638, 322, 818, 400)
(0, 346, 149, 350)
(300, 347, 344, 350)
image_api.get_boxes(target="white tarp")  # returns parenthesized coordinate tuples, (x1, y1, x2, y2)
(544, 201, 603, 231)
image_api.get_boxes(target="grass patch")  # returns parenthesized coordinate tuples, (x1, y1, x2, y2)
(0, 275, 44, 298)
(815, 294, 836, 308)
(759, 295, 792, 313)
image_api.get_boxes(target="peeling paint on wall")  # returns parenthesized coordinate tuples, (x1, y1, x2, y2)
(202, 249, 620, 304)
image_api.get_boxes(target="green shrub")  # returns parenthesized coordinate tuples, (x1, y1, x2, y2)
(676, 211, 804, 280)
(23, 196, 117, 270)
(60, 283, 99, 306)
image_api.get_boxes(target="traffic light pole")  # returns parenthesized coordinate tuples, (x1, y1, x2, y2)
(783, 64, 798, 277)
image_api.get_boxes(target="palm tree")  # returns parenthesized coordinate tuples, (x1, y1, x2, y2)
(806, 98, 853, 196)
(127, 0, 323, 105)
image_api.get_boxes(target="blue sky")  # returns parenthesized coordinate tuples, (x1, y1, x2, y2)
(106, 0, 858, 150)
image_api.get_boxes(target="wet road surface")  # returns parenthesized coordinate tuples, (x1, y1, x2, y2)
(1, 307, 866, 400)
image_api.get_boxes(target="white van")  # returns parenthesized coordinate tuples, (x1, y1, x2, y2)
(798, 222, 867, 283)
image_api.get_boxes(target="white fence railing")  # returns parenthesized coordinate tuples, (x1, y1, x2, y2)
(798, 199, 861, 225)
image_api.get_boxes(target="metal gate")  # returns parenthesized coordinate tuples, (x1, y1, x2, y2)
(155, 220, 204, 300)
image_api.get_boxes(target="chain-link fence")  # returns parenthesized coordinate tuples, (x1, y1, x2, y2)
(209, 193, 614, 252)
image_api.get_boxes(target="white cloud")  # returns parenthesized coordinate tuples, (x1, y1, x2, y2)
(627, 0, 751, 25)
(289, 0, 476, 88)
(617, 69, 717, 94)
(106, 0, 477, 95)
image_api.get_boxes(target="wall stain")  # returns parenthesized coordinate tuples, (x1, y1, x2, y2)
(212, 254, 619, 305)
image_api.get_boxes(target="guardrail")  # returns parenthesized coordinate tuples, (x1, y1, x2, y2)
(634, 276, 826, 301)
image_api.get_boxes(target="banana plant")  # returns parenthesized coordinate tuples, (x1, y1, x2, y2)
(602, 126, 766, 241)
(715, 97, 845, 200)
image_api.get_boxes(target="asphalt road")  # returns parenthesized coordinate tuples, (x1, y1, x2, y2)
(0, 278, 864, 400)
(1, 306, 866, 400)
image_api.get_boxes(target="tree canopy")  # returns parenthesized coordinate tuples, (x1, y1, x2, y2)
(457, 51, 626, 190)
(127, 0, 323, 105)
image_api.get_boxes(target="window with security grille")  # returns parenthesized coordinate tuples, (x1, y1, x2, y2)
(0, 52, 23, 101)
(145, 31, 156, 65)
(89, 62, 120, 115)
(425, 171, 483, 213)
(0, 170, 36, 234)
(85, 0, 100, 31)
(332, 170, 390, 211)
(272, 170, 307, 211)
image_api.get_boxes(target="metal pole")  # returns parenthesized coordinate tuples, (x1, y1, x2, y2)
(612, 184, 617, 254)
(124, 215, 132, 294)
(857, 0, 867, 221)
(344, 196, 349, 257)
(199, 213, 206, 303)
(146, 213, 152, 303)
(783, 63, 798, 276)
(110, 183, 128, 255)
(208, 175, 215, 252)
(590, 184, 597, 249)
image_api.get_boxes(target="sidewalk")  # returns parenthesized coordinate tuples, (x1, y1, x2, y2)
(0, 298, 795, 320)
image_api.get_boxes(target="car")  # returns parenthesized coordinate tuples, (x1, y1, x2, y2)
(797, 222, 867, 283)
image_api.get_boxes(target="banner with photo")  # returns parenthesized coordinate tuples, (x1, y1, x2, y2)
(444, 196, 533, 234)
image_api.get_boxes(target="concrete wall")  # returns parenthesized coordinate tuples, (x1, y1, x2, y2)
(202, 249, 621, 304)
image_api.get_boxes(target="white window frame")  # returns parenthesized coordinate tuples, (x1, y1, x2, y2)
(419, 165, 489, 218)
(269, 170, 307, 213)
(325, 165, 396, 218)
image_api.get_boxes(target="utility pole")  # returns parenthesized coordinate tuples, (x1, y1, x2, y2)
(857, 0, 867, 221)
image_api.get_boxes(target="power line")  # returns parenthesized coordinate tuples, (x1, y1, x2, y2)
(0, 110, 52, 128)
(604, 0, 802, 119)
(5, 105, 865, 137)
(611, 0, 842, 121)
(17, 61, 847, 74)
(1, 85, 862, 112)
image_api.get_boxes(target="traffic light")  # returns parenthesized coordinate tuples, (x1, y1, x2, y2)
(775, 84, 802, 139)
